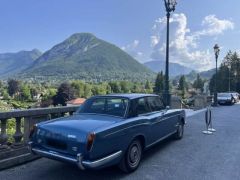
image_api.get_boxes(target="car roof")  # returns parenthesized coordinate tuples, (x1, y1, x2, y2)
(92, 93, 159, 99)
(218, 93, 231, 95)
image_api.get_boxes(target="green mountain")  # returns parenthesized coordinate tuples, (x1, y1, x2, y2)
(174, 69, 215, 82)
(144, 60, 193, 77)
(21, 33, 154, 82)
(0, 49, 42, 77)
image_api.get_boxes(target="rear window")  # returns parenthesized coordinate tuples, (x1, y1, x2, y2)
(147, 96, 165, 112)
(78, 97, 129, 117)
(128, 97, 151, 117)
(218, 93, 231, 97)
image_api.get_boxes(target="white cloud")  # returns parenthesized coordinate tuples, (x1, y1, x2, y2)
(121, 14, 234, 70)
(150, 13, 234, 71)
(198, 15, 234, 36)
(151, 36, 160, 47)
(122, 40, 139, 51)
(122, 40, 144, 62)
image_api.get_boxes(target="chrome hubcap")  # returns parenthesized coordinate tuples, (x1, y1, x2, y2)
(130, 146, 138, 162)
(128, 143, 141, 167)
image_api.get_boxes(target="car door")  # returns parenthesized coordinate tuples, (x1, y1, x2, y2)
(146, 96, 169, 140)
(128, 97, 159, 145)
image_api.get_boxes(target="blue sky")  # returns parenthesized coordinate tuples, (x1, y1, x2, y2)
(0, 0, 239, 70)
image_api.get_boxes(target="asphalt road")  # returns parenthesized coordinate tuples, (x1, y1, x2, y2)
(1, 104, 240, 180)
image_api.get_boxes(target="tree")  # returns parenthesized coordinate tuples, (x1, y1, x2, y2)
(193, 74, 204, 92)
(119, 81, 130, 93)
(209, 51, 240, 93)
(71, 80, 85, 97)
(0, 80, 3, 89)
(209, 65, 234, 93)
(20, 84, 31, 101)
(83, 84, 92, 98)
(52, 82, 75, 106)
(178, 75, 187, 98)
(2, 89, 10, 100)
(154, 72, 164, 95)
(91, 84, 107, 96)
(40, 88, 56, 107)
(109, 82, 121, 93)
(145, 80, 153, 93)
(7, 79, 20, 97)
(106, 84, 112, 94)
(145, 80, 151, 89)
(30, 87, 38, 99)
(132, 84, 141, 93)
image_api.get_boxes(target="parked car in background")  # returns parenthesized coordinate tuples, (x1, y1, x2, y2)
(217, 93, 235, 105)
(29, 94, 185, 173)
(229, 92, 240, 103)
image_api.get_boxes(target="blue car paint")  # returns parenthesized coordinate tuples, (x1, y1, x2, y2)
(90, 110, 183, 161)
(30, 94, 185, 170)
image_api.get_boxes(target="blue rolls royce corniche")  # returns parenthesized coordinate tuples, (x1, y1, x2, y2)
(29, 94, 185, 173)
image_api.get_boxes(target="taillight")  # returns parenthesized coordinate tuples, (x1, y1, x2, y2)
(86, 132, 95, 151)
(29, 124, 37, 139)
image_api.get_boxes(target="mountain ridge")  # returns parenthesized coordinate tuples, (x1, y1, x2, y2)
(144, 60, 194, 77)
(0, 49, 42, 78)
(20, 33, 155, 82)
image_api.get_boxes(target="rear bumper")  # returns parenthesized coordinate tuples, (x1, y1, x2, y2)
(28, 142, 122, 170)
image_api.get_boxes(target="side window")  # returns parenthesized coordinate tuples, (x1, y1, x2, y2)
(129, 98, 155, 118)
(147, 96, 165, 112)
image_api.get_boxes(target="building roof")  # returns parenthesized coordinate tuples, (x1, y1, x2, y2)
(67, 98, 86, 105)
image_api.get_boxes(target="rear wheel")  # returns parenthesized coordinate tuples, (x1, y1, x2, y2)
(119, 139, 142, 173)
(174, 122, 184, 140)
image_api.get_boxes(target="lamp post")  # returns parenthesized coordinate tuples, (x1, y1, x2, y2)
(163, 0, 177, 106)
(213, 44, 220, 106)
(234, 71, 237, 91)
(227, 64, 231, 92)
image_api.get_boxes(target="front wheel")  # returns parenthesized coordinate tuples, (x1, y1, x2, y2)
(119, 139, 142, 173)
(174, 122, 184, 140)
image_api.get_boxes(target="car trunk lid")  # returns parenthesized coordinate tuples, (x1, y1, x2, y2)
(35, 114, 121, 155)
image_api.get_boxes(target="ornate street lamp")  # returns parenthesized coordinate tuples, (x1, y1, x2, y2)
(213, 44, 220, 106)
(163, 0, 177, 106)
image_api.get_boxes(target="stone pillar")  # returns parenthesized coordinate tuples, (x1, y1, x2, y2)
(12, 117, 24, 148)
(0, 119, 9, 150)
(24, 115, 50, 143)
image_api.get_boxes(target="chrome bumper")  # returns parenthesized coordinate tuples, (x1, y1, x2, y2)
(28, 142, 122, 170)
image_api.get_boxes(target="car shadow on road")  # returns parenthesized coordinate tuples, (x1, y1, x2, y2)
(38, 137, 174, 180)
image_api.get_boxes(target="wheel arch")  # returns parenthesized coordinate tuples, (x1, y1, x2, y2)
(132, 134, 146, 150)
(181, 117, 185, 125)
